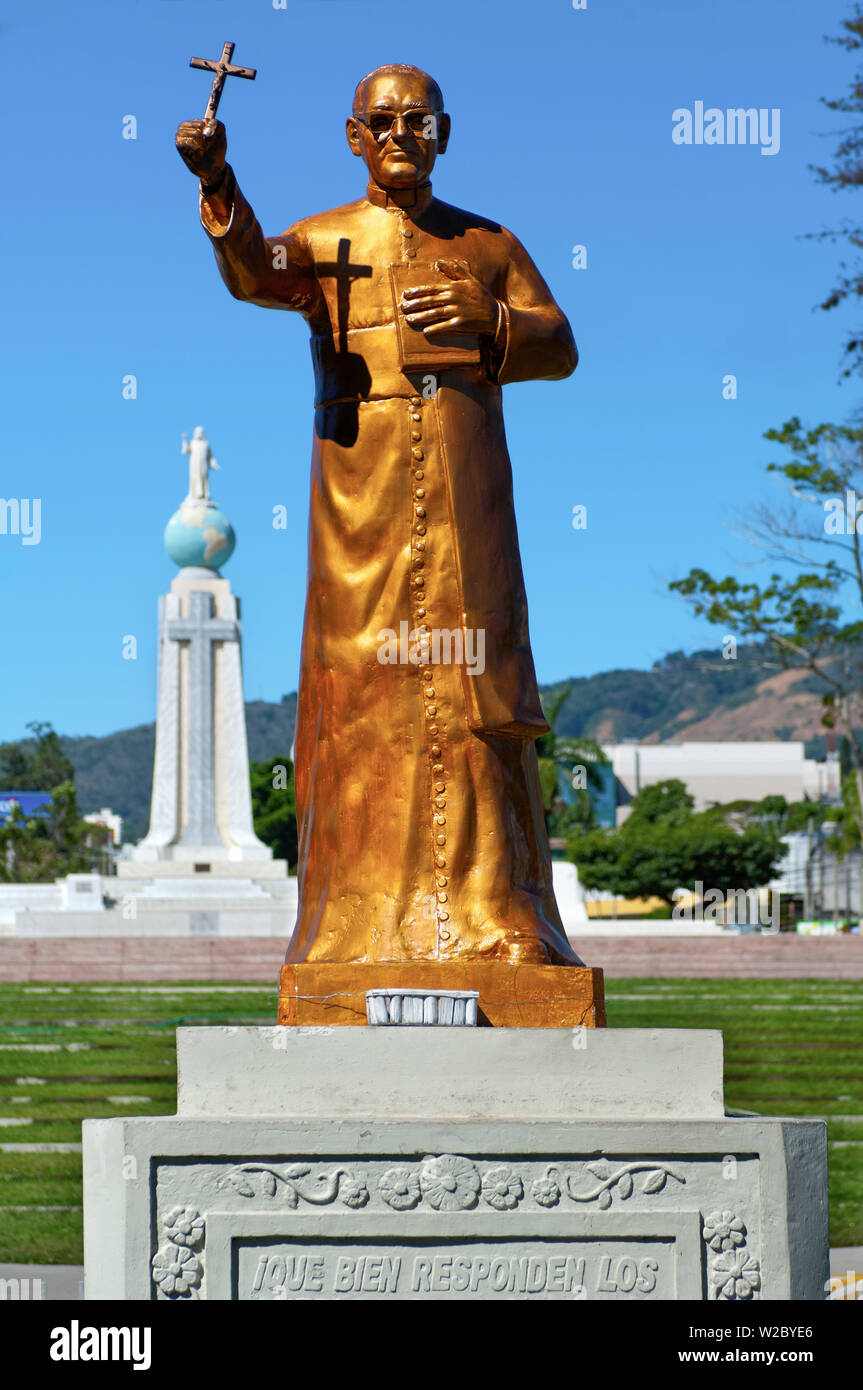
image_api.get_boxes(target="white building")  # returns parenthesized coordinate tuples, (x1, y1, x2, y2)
(83, 807, 123, 846)
(605, 741, 839, 822)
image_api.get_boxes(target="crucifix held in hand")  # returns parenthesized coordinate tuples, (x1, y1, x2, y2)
(189, 41, 256, 133)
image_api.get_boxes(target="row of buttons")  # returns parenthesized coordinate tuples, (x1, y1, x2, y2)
(399, 210, 417, 259)
(406, 392, 451, 950)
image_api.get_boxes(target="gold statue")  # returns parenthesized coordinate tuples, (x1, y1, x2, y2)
(177, 63, 604, 1023)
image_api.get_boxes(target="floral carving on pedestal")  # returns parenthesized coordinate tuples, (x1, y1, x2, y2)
(419, 1154, 481, 1211)
(223, 1163, 369, 1208)
(211, 1152, 700, 1218)
(531, 1167, 562, 1208)
(339, 1172, 371, 1209)
(378, 1167, 422, 1211)
(711, 1250, 761, 1300)
(152, 1244, 202, 1298)
(163, 1206, 205, 1248)
(704, 1212, 760, 1300)
(481, 1165, 524, 1210)
(703, 1210, 746, 1254)
(152, 1206, 205, 1299)
(567, 1160, 686, 1210)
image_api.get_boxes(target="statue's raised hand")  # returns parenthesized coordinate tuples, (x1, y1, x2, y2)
(175, 119, 228, 189)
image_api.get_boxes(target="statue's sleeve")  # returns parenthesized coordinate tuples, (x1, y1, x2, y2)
(199, 168, 320, 316)
(493, 227, 577, 384)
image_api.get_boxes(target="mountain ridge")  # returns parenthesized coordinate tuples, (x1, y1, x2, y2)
(12, 647, 830, 842)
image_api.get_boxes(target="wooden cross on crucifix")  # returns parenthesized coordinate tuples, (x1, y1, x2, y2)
(189, 41, 256, 132)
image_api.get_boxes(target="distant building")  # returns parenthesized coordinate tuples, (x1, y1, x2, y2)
(602, 741, 840, 824)
(82, 807, 123, 847)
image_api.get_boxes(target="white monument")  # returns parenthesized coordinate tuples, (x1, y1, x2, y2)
(118, 429, 287, 888)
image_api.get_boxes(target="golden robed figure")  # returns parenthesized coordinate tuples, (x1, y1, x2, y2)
(177, 62, 604, 1025)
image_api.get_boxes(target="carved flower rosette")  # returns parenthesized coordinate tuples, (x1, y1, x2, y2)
(152, 1206, 205, 1300)
(703, 1211, 760, 1300)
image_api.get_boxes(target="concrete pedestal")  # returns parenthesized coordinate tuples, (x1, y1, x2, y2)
(82, 1027, 828, 1302)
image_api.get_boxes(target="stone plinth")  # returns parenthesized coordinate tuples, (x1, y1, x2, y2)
(82, 1027, 829, 1301)
(176, 1026, 723, 1120)
(278, 962, 606, 1028)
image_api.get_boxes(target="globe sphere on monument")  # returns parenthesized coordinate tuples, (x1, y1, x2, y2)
(164, 500, 236, 570)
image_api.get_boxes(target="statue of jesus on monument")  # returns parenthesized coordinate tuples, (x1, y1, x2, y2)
(182, 426, 220, 502)
(176, 62, 586, 978)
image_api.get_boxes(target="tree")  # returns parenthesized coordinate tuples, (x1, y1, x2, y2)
(809, 3, 863, 379)
(0, 781, 96, 883)
(535, 682, 609, 836)
(249, 757, 298, 869)
(0, 721, 75, 791)
(670, 417, 863, 838)
(567, 781, 784, 909)
(624, 778, 693, 828)
(0, 724, 98, 882)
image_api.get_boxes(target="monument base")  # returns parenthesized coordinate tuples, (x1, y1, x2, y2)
(278, 961, 606, 1027)
(82, 1027, 829, 1302)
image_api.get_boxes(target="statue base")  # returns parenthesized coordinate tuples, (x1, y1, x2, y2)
(277, 961, 606, 1028)
(82, 1026, 829, 1301)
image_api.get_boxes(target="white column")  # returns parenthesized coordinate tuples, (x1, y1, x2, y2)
(135, 594, 181, 855)
(129, 570, 275, 868)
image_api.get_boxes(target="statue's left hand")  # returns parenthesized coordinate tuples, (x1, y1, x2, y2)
(400, 260, 499, 339)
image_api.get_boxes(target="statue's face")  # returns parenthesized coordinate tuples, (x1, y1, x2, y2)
(346, 72, 450, 188)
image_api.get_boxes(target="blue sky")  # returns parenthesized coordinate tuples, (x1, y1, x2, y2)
(1, 0, 859, 739)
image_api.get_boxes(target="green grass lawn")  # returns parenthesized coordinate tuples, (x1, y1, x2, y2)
(0, 979, 860, 1264)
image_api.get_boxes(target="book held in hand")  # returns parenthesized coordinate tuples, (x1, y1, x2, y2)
(389, 262, 483, 371)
